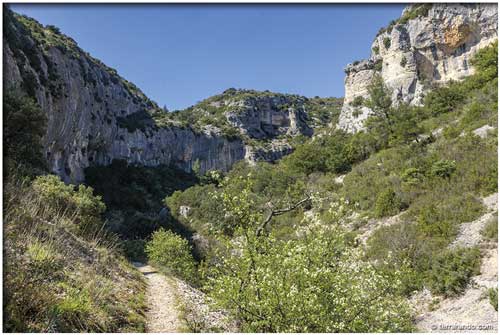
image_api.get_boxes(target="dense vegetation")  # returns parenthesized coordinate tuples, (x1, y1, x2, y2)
(3, 5, 497, 331)
(147, 41, 498, 331)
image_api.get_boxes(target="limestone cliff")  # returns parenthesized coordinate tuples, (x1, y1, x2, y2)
(338, 3, 498, 132)
(3, 9, 339, 183)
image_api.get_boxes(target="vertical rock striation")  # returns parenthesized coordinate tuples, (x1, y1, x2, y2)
(3, 9, 317, 183)
(338, 3, 498, 132)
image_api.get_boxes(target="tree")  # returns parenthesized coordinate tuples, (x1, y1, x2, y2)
(3, 90, 47, 176)
(364, 75, 423, 148)
(364, 75, 394, 148)
(390, 104, 424, 145)
(207, 178, 414, 332)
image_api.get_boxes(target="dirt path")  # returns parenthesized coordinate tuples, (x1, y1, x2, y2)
(133, 262, 183, 333)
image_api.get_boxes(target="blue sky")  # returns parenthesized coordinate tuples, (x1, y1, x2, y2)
(11, 4, 405, 111)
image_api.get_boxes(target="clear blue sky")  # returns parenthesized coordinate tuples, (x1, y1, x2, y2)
(11, 4, 405, 111)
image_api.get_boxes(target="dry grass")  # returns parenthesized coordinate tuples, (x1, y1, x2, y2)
(3, 179, 147, 332)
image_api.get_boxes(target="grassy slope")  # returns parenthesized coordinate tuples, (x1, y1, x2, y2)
(3, 179, 147, 332)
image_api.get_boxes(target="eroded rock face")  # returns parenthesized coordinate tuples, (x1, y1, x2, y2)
(244, 139, 294, 165)
(3, 36, 246, 182)
(3, 10, 305, 183)
(224, 94, 313, 139)
(338, 3, 498, 132)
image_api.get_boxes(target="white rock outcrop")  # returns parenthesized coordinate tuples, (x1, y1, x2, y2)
(338, 3, 498, 132)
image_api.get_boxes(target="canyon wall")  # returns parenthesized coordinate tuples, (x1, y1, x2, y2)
(338, 3, 498, 132)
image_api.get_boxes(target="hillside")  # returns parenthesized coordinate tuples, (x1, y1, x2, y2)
(3, 8, 341, 183)
(3, 3, 498, 333)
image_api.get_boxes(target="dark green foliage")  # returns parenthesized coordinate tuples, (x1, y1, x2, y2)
(372, 46, 379, 55)
(374, 59, 383, 72)
(383, 37, 391, 49)
(400, 56, 407, 67)
(363, 76, 425, 148)
(3, 90, 47, 177)
(469, 40, 498, 87)
(423, 82, 466, 117)
(45, 24, 60, 34)
(427, 247, 481, 297)
(281, 130, 372, 176)
(116, 109, 155, 132)
(121, 239, 147, 262)
(84, 160, 197, 239)
(430, 159, 456, 178)
(351, 96, 365, 107)
(374, 188, 404, 218)
(488, 288, 498, 311)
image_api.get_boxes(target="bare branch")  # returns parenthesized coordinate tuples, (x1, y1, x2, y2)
(256, 196, 311, 236)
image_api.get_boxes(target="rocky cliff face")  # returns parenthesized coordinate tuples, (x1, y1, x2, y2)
(338, 3, 498, 132)
(3, 10, 325, 183)
(221, 91, 313, 139)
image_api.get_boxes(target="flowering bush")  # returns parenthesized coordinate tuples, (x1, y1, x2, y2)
(206, 178, 414, 332)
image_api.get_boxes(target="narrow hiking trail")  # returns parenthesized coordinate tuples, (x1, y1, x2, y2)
(133, 262, 183, 333)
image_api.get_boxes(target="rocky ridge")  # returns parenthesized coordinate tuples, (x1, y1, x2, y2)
(338, 3, 498, 132)
(3, 9, 339, 183)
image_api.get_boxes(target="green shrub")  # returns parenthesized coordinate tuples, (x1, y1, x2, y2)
(121, 239, 147, 262)
(400, 56, 407, 67)
(365, 222, 427, 295)
(32, 175, 105, 232)
(374, 59, 383, 72)
(488, 288, 498, 311)
(401, 167, 424, 186)
(45, 24, 61, 34)
(374, 188, 404, 217)
(146, 228, 197, 282)
(468, 40, 498, 88)
(423, 83, 465, 117)
(430, 159, 456, 178)
(410, 192, 484, 243)
(442, 125, 461, 139)
(481, 214, 498, 242)
(351, 96, 365, 107)
(383, 37, 391, 49)
(426, 247, 481, 297)
(3, 90, 47, 177)
(460, 99, 496, 131)
(209, 227, 414, 332)
(372, 46, 379, 55)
